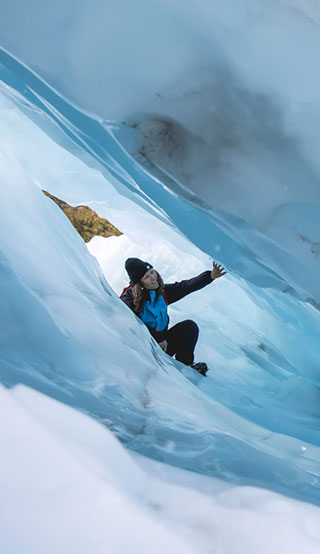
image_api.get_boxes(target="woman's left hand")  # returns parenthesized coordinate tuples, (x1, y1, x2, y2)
(158, 340, 168, 352)
(211, 261, 227, 280)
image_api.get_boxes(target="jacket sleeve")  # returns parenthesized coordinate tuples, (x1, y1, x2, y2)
(164, 270, 213, 304)
(120, 287, 167, 343)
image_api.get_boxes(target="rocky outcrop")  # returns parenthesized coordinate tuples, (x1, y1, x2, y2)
(43, 190, 122, 242)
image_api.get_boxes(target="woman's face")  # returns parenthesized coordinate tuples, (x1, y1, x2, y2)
(141, 268, 159, 290)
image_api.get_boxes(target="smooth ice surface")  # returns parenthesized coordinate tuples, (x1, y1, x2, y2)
(2, 0, 320, 304)
(3, 384, 320, 554)
(1, 1, 320, 552)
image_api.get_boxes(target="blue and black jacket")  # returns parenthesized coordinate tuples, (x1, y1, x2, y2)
(120, 270, 213, 343)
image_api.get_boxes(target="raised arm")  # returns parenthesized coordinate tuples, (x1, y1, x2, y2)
(164, 261, 226, 305)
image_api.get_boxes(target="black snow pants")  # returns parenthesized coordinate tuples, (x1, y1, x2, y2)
(166, 319, 199, 365)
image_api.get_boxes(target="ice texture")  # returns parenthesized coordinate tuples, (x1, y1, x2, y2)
(2, 383, 320, 554)
(1, 1, 320, 552)
(2, 0, 320, 303)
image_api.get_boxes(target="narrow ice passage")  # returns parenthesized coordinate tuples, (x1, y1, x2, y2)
(1, 52, 320, 507)
(1, 5, 320, 547)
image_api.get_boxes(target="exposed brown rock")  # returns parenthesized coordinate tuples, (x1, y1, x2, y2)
(43, 190, 122, 242)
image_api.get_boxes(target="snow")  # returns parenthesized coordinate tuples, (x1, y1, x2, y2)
(1, 0, 320, 552)
(2, 383, 320, 554)
(0, 385, 195, 554)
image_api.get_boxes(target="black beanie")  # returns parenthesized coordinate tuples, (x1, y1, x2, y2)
(125, 257, 153, 285)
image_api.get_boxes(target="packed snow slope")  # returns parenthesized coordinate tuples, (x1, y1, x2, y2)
(1, 0, 320, 516)
(3, 384, 320, 554)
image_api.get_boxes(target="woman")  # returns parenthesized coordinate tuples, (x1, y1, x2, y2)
(120, 257, 226, 375)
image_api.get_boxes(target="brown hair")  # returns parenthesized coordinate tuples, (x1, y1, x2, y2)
(132, 271, 165, 314)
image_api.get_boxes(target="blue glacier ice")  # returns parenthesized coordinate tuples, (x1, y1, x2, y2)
(1, 1, 320, 547)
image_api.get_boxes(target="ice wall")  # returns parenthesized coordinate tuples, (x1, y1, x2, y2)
(1, 85, 320, 507)
(1, 0, 320, 306)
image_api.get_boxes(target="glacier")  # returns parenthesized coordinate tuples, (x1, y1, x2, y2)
(1, 1, 320, 552)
